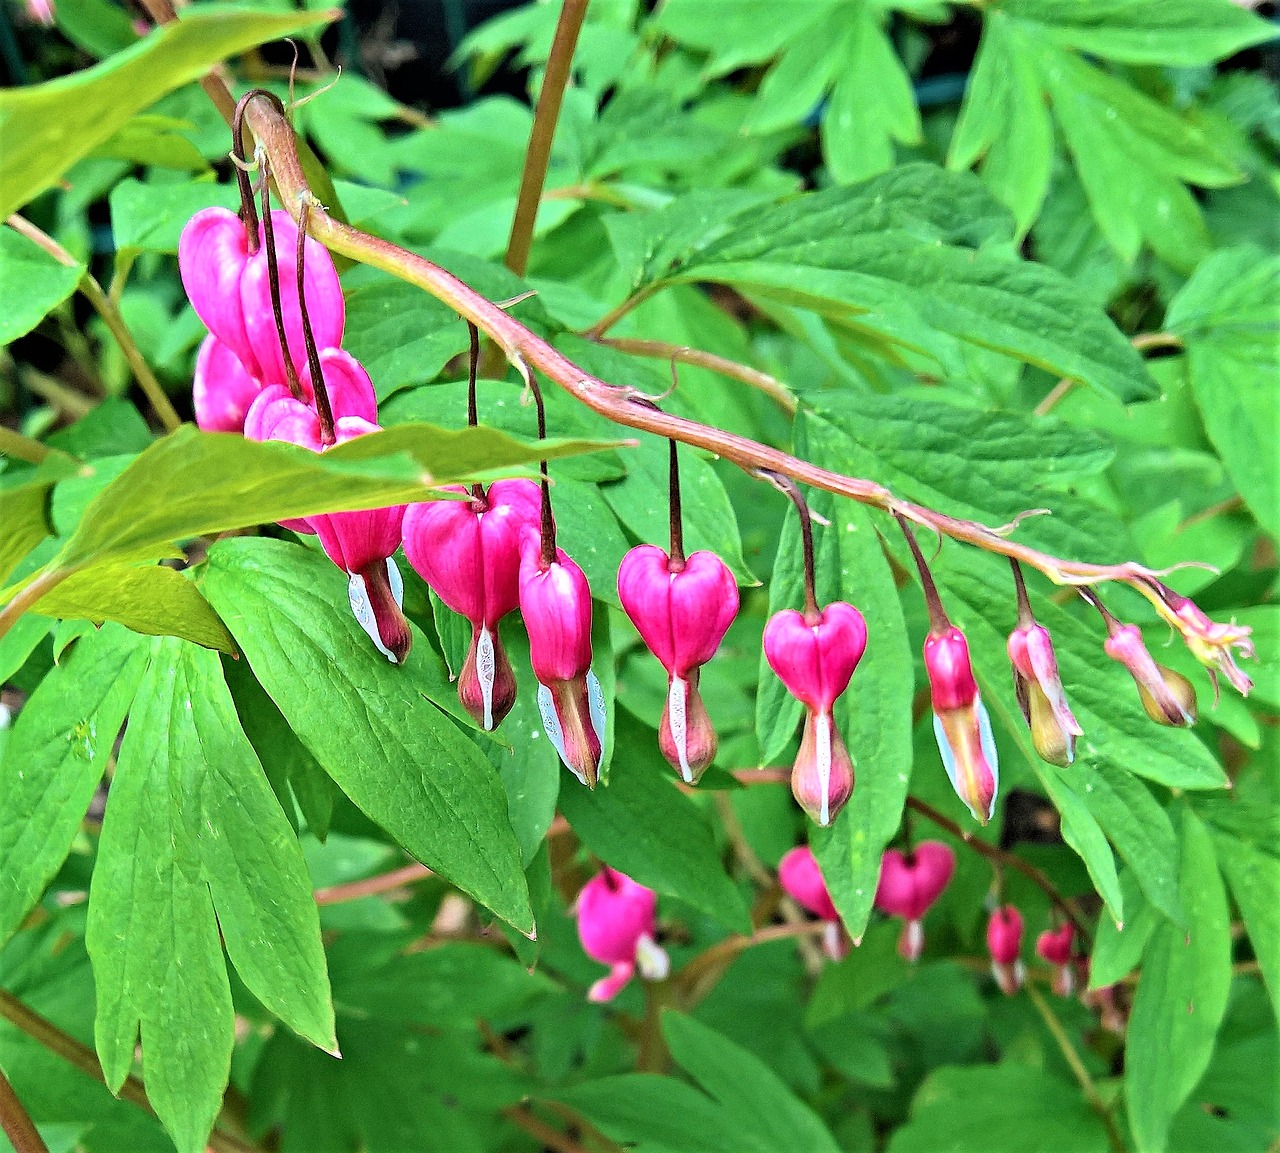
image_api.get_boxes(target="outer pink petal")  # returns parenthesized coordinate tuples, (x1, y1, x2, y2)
(193, 335, 260, 432)
(587, 962, 635, 1003)
(402, 490, 484, 623)
(618, 544, 678, 672)
(178, 207, 259, 375)
(668, 550, 738, 674)
(519, 529, 593, 684)
(312, 347, 377, 423)
(778, 846, 838, 921)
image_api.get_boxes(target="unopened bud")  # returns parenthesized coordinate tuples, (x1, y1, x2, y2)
(1103, 624, 1196, 726)
(791, 709, 854, 827)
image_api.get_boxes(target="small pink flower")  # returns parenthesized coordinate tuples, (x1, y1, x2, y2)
(1036, 922, 1076, 997)
(986, 905, 1024, 996)
(763, 602, 867, 826)
(1103, 624, 1196, 727)
(1008, 623, 1082, 766)
(519, 529, 605, 786)
(25, 0, 55, 28)
(778, 846, 847, 961)
(924, 627, 998, 825)
(617, 544, 738, 782)
(873, 841, 956, 962)
(575, 867, 669, 1002)
(402, 479, 542, 730)
(1147, 587, 1254, 697)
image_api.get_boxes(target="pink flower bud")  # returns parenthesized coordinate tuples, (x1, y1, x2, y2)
(790, 708, 855, 827)
(1036, 922, 1077, 997)
(575, 867, 668, 1002)
(402, 479, 541, 730)
(778, 846, 848, 962)
(618, 545, 739, 782)
(1008, 623, 1082, 767)
(987, 905, 1025, 995)
(873, 841, 956, 962)
(1103, 624, 1197, 726)
(924, 627, 998, 825)
(519, 529, 605, 786)
(763, 602, 867, 712)
(193, 335, 262, 433)
(25, 0, 55, 26)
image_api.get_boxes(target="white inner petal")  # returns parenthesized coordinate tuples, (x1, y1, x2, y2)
(667, 675, 692, 783)
(477, 623, 496, 730)
(586, 668, 607, 748)
(635, 933, 670, 981)
(348, 571, 394, 662)
(815, 710, 832, 826)
(537, 683, 575, 781)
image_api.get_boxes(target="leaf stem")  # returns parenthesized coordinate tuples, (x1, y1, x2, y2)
(674, 921, 829, 1005)
(0, 1066, 47, 1153)
(313, 861, 433, 905)
(6, 215, 182, 433)
(0, 567, 71, 645)
(1026, 983, 1128, 1153)
(504, 0, 589, 277)
(502, 1105, 593, 1153)
(0, 426, 51, 465)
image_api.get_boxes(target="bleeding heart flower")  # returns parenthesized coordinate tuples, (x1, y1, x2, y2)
(617, 544, 738, 783)
(764, 602, 867, 826)
(778, 845, 847, 961)
(924, 627, 999, 825)
(1145, 585, 1254, 697)
(1103, 623, 1197, 727)
(519, 528, 605, 786)
(192, 334, 262, 433)
(873, 841, 956, 962)
(1008, 623, 1082, 767)
(402, 478, 542, 730)
(987, 905, 1025, 996)
(1036, 922, 1077, 997)
(575, 867, 669, 1002)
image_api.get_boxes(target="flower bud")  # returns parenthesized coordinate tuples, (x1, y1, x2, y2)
(575, 867, 668, 1002)
(1147, 587, 1254, 697)
(873, 841, 956, 962)
(618, 545, 739, 782)
(1103, 624, 1197, 726)
(1008, 623, 1082, 767)
(987, 905, 1025, 996)
(924, 627, 999, 825)
(519, 530, 605, 786)
(778, 846, 847, 960)
(403, 479, 541, 730)
(1036, 922, 1076, 997)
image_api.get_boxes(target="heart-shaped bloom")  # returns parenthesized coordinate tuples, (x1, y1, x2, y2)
(575, 867, 669, 1002)
(402, 479, 542, 730)
(1008, 623, 1082, 767)
(778, 845, 847, 961)
(1036, 922, 1077, 997)
(873, 841, 956, 961)
(519, 529, 605, 787)
(764, 601, 867, 827)
(618, 544, 739, 783)
(987, 905, 1025, 996)
(924, 627, 999, 825)
(1103, 623, 1197, 727)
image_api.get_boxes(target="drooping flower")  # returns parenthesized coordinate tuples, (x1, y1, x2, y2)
(924, 626, 999, 825)
(617, 544, 739, 783)
(1103, 623, 1196, 726)
(402, 479, 542, 730)
(575, 867, 669, 1002)
(778, 845, 848, 961)
(1008, 622, 1083, 767)
(518, 529, 606, 786)
(873, 841, 956, 962)
(193, 334, 262, 433)
(1036, 922, 1076, 997)
(763, 601, 866, 826)
(244, 385, 409, 664)
(987, 905, 1025, 996)
(1146, 586, 1254, 698)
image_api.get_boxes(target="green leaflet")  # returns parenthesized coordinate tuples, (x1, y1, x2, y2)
(0, 227, 85, 346)
(1088, 870, 1157, 989)
(1125, 807, 1232, 1153)
(87, 638, 335, 1153)
(1212, 831, 1280, 1028)
(0, 6, 338, 217)
(202, 537, 533, 935)
(0, 622, 148, 946)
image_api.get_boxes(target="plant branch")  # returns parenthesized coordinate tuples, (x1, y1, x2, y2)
(0, 568, 71, 645)
(1026, 983, 1128, 1153)
(313, 861, 433, 905)
(598, 338, 798, 413)
(0, 990, 259, 1153)
(674, 921, 830, 1006)
(502, 1105, 591, 1153)
(6, 215, 182, 432)
(504, 0, 589, 277)
(0, 1067, 47, 1153)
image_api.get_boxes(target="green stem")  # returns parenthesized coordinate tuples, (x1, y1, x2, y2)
(0, 1067, 47, 1153)
(504, 0, 589, 277)
(0, 567, 71, 645)
(0, 426, 51, 465)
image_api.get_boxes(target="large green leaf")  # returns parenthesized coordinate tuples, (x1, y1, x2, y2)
(0, 5, 338, 217)
(0, 227, 85, 346)
(557, 711, 751, 933)
(1212, 830, 1280, 1028)
(0, 623, 148, 946)
(1167, 246, 1280, 538)
(1125, 807, 1232, 1153)
(203, 537, 534, 935)
(669, 164, 1154, 401)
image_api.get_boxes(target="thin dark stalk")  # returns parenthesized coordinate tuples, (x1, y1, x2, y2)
(895, 511, 951, 634)
(525, 375, 557, 567)
(760, 471, 818, 620)
(1011, 557, 1034, 628)
(504, 0, 589, 277)
(466, 321, 485, 501)
(668, 438, 685, 570)
(258, 159, 305, 403)
(230, 93, 261, 251)
(0, 1067, 47, 1153)
(295, 200, 335, 444)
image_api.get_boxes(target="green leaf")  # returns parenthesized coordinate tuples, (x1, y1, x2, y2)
(1089, 870, 1157, 989)
(651, 0, 835, 77)
(1126, 807, 1232, 1153)
(0, 5, 338, 217)
(30, 561, 235, 653)
(671, 164, 1154, 401)
(108, 176, 237, 256)
(0, 227, 84, 346)
(557, 711, 751, 933)
(888, 1063, 1110, 1153)
(1212, 830, 1280, 1027)
(663, 1012, 841, 1153)
(52, 422, 611, 573)
(0, 623, 148, 946)
(1167, 245, 1280, 537)
(203, 537, 534, 935)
